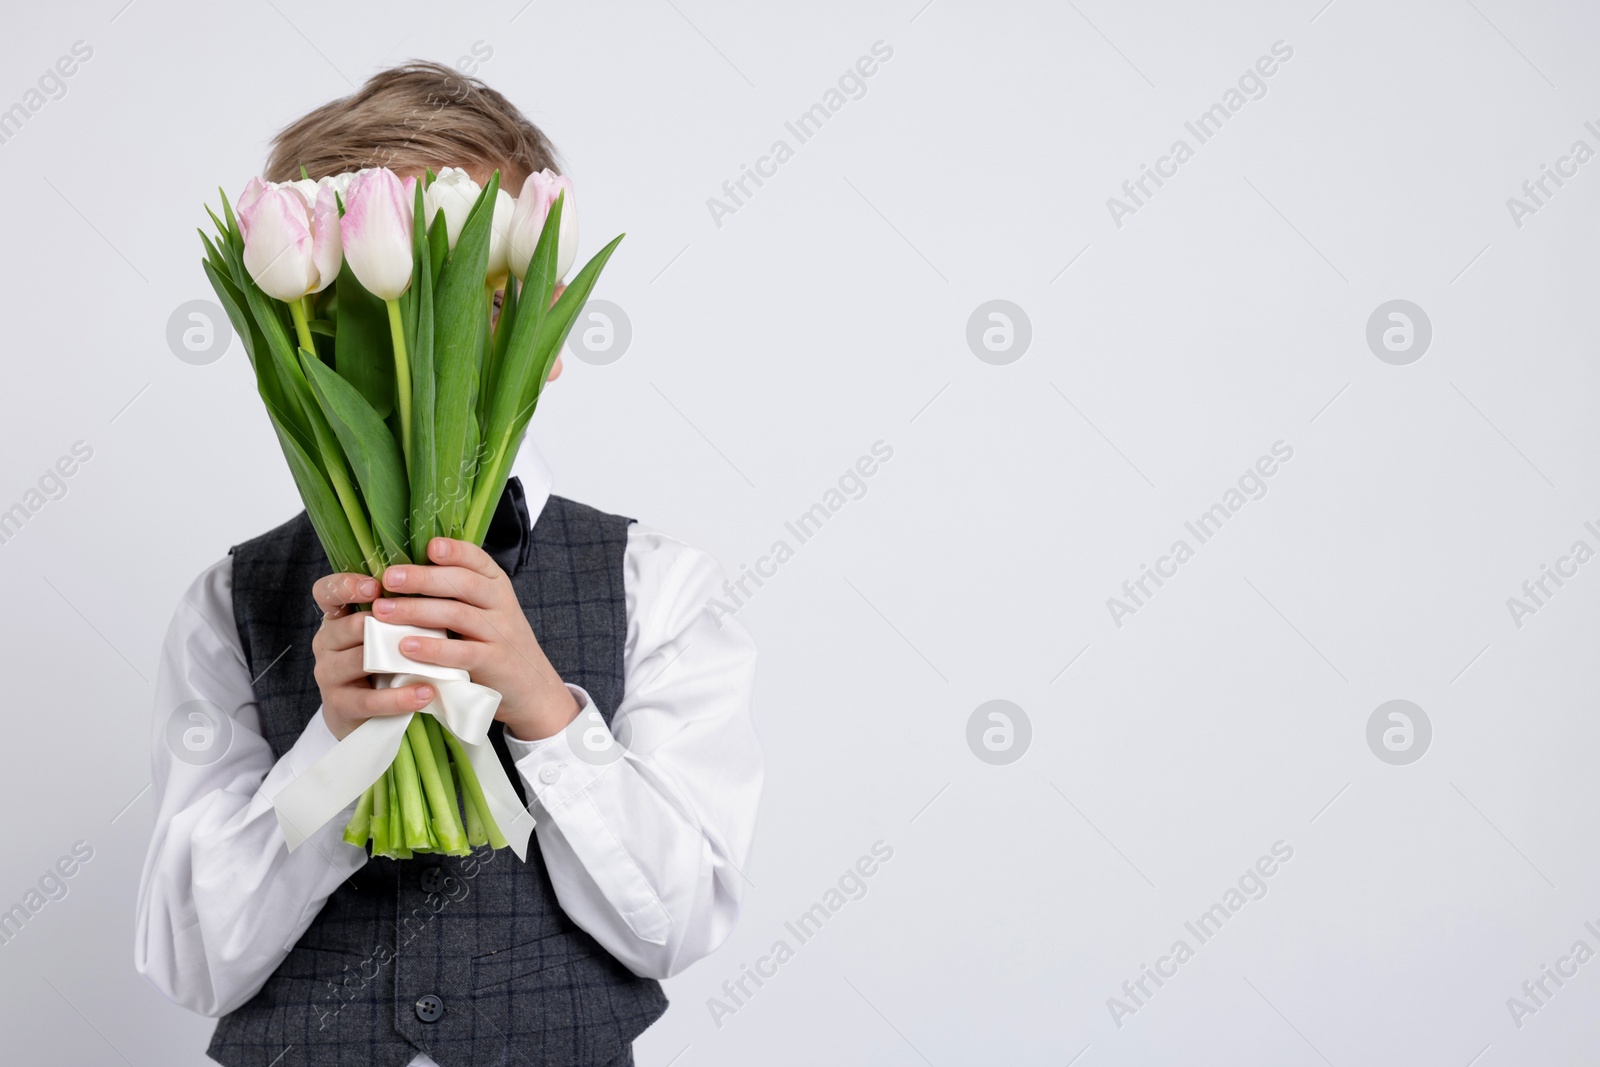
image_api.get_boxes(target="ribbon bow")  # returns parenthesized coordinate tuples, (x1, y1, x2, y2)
(272, 616, 536, 859)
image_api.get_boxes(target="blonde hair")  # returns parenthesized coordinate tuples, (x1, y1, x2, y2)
(263, 61, 557, 187)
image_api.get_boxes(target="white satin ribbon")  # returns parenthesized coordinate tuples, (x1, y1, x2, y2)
(272, 615, 536, 859)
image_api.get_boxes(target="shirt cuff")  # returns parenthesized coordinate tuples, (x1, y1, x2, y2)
(285, 706, 343, 779)
(504, 684, 616, 812)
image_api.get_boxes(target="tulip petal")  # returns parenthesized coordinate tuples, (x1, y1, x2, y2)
(237, 177, 268, 240)
(324, 172, 354, 199)
(287, 178, 320, 210)
(311, 181, 343, 293)
(552, 177, 578, 281)
(486, 188, 516, 281)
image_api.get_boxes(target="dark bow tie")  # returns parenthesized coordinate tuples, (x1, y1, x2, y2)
(481, 476, 532, 577)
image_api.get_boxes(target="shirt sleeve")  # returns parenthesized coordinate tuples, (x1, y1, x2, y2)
(502, 523, 763, 979)
(133, 555, 366, 1017)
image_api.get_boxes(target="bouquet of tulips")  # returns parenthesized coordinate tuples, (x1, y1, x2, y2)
(198, 165, 621, 857)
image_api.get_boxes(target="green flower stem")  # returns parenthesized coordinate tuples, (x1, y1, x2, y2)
(462, 781, 488, 848)
(423, 714, 454, 790)
(422, 801, 439, 851)
(324, 446, 382, 577)
(290, 297, 317, 353)
(439, 727, 508, 850)
(386, 299, 413, 470)
(407, 714, 467, 854)
(342, 786, 373, 848)
(393, 728, 430, 849)
(371, 771, 390, 856)
(423, 716, 471, 856)
(461, 427, 514, 543)
(388, 766, 411, 859)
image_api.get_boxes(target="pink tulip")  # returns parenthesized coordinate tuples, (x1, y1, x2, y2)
(240, 184, 320, 302)
(340, 168, 415, 301)
(507, 169, 578, 283)
(237, 177, 343, 301)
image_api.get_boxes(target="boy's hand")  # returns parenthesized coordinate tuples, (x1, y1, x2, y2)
(371, 537, 582, 743)
(311, 573, 437, 741)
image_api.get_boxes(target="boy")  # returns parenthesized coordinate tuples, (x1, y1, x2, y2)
(134, 62, 763, 1067)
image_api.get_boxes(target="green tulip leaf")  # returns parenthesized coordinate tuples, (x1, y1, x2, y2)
(528, 231, 626, 412)
(465, 198, 626, 544)
(428, 212, 450, 285)
(408, 179, 438, 561)
(300, 350, 412, 565)
(480, 273, 519, 431)
(335, 260, 395, 419)
(432, 172, 498, 536)
(464, 232, 624, 546)
(481, 194, 562, 466)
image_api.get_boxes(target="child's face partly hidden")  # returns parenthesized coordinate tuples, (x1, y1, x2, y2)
(399, 162, 566, 385)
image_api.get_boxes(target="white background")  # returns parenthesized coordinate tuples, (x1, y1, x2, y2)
(2, 1, 1598, 1064)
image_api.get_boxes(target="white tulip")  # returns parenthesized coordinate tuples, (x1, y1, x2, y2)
(423, 167, 482, 249)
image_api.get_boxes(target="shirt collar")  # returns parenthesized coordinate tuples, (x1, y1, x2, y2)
(481, 441, 554, 577)
(512, 440, 553, 528)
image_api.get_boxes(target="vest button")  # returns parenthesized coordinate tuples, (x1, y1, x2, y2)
(419, 866, 445, 894)
(415, 994, 444, 1023)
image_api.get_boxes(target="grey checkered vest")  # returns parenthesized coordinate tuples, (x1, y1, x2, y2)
(207, 488, 668, 1067)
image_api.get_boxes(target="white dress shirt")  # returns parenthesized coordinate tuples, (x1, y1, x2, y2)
(133, 448, 762, 1067)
